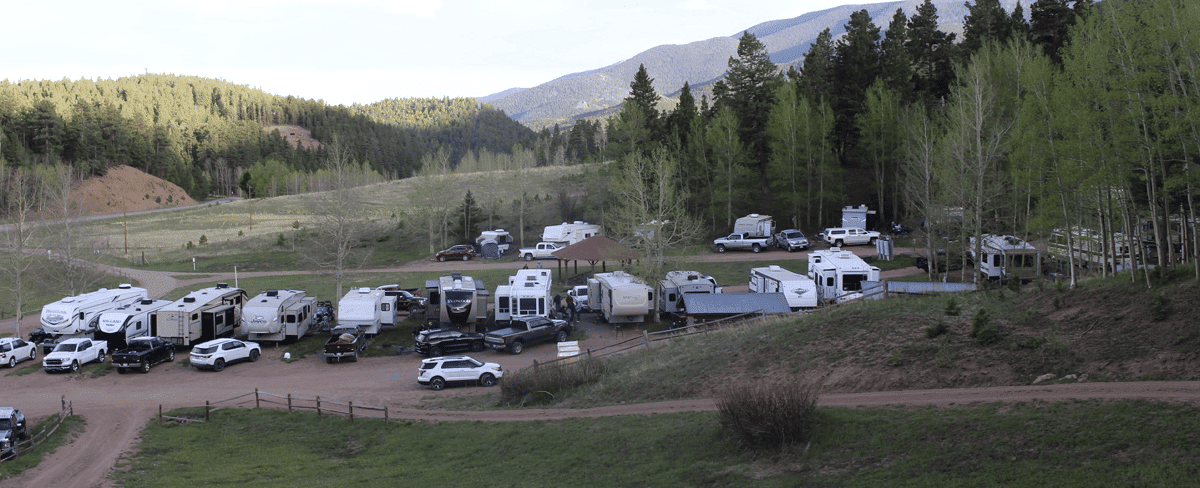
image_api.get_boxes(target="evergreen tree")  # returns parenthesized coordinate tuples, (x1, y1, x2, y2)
(962, 0, 1015, 57)
(1010, 2, 1031, 39)
(833, 9, 882, 157)
(625, 64, 661, 144)
(666, 82, 698, 151)
(797, 28, 837, 104)
(1029, 0, 1076, 65)
(455, 189, 484, 243)
(880, 9, 914, 99)
(712, 31, 781, 191)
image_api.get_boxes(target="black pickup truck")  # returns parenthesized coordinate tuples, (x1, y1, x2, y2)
(323, 325, 367, 363)
(483, 316, 572, 354)
(111, 336, 176, 374)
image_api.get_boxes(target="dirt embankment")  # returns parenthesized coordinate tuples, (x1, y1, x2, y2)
(74, 165, 195, 215)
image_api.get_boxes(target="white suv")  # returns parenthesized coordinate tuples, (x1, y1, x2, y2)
(822, 227, 881, 247)
(189, 338, 261, 372)
(0, 338, 37, 368)
(417, 355, 503, 390)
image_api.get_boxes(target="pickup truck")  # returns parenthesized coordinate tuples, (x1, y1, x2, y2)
(42, 338, 107, 373)
(713, 233, 773, 253)
(822, 227, 881, 247)
(323, 325, 367, 363)
(484, 316, 572, 354)
(518, 242, 564, 261)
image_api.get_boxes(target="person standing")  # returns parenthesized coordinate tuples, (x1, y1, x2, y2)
(553, 293, 563, 318)
(564, 294, 576, 324)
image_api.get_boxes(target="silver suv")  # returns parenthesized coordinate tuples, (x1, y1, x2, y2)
(417, 355, 503, 390)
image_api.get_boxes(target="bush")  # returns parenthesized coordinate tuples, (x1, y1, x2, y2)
(944, 296, 961, 316)
(277, 233, 287, 247)
(1150, 294, 1169, 322)
(199, 234, 208, 245)
(969, 307, 1002, 346)
(925, 321, 950, 339)
(888, 349, 904, 367)
(499, 358, 610, 406)
(715, 378, 820, 451)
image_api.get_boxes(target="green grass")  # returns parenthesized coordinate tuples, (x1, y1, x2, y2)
(113, 399, 1200, 487)
(0, 415, 86, 481)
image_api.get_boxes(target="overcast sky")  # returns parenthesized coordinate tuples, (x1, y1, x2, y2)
(4, 0, 853, 106)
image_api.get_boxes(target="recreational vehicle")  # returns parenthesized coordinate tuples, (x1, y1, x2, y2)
(587, 271, 654, 324)
(748, 266, 817, 311)
(425, 273, 489, 330)
(968, 234, 1041, 281)
(658, 270, 721, 317)
(807, 249, 881, 304)
(94, 299, 173, 350)
(1047, 228, 1138, 271)
(493, 269, 553, 325)
(476, 229, 514, 257)
(732, 214, 775, 239)
(337, 287, 398, 336)
(541, 221, 602, 246)
(243, 289, 317, 342)
(155, 284, 247, 347)
(839, 205, 877, 230)
(38, 284, 148, 351)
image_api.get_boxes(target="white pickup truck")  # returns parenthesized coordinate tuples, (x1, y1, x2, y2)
(42, 338, 108, 373)
(518, 242, 564, 261)
(713, 233, 774, 253)
(822, 227, 881, 247)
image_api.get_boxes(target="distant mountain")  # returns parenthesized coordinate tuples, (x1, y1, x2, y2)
(489, 0, 1021, 130)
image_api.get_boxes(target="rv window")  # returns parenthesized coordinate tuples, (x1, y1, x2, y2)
(843, 274, 867, 292)
(826, 277, 834, 287)
(497, 300, 509, 314)
(518, 298, 539, 315)
(381, 303, 391, 312)
(135, 321, 142, 331)
(191, 314, 198, 321)
(668, 293, 677, 303)
(286, 314, 297, 323)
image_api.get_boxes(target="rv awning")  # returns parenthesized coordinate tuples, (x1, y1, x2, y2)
(681, 292, 792, 316)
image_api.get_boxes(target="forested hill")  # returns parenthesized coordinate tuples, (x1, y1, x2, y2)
(0, 74, 535, 198)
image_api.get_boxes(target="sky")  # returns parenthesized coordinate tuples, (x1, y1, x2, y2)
(4, 0, 854, 106)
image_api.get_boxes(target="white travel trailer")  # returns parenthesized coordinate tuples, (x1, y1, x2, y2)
(840, 205, 876, 229)
(155, 284, 247, 347)
(658, 270, 721, 317)
(732, 214, 775, 239)
(494, 269, 554, 325)
(38, 284, 148, 350)
(541, 221, 602, 246)
(476, 229, 514, 256)
(94, 298, 173, 350)
(338, 287, 399, 336)
(969, 234, 1041, 281)
(748, 266, 817, 311)
(243, 289, 317, 342)
(807, 249, 881, 304)
(424, 273, 489, 330)
(587, 271, 655, 324)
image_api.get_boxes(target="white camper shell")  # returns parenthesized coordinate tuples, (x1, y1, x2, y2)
(587, 271, 655, 324)
(749, 266, 817, 311)
(156, 284, 247, 346)
(494, 269, 554, 325)
(969, 234, 1041, 281)
(541, 221, 602, 246)
(732, 214, 775, 238)
(425, 273, 490, 329)
(807, 249, 881, 304)
(659, 271, 721, 316)
(40, 284, 148, 337)
(94, 298, 173, 350)
(244, 289, 317, 342)
(337, 287, 398, 336)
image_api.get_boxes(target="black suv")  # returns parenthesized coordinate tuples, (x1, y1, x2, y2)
(112, 336, 176, 374)
(414, 329, 486, 356)
(0, 407, 27, 459)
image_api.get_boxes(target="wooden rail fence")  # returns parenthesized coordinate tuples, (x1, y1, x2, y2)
(0, 396, 74, 465)
(158, 389, 390, 425)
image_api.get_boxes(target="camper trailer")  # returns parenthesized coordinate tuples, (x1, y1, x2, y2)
(156, 284, 246, 347)
(732, 214, 775, 239)
(38, 284, 148, 352)
(969, 234, 1041, 282)
(425, 273, 489, 330)
(94, 299, 172, 350)
(807, 249, 881, 304)
(541, 221, 602, 246)
(658, 270, 721, 318)
(748, 266, 817, 311)
(476, 229, 514, 257)
(337, 287, 399, 336)
(839, 205, 877, 230)
(493, 269, 553, 325)
(587, 271, 655, 324)
(1047, 228, 1138, 271)
(243, 290, 317, 342)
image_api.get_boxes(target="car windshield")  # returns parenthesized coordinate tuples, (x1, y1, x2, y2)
(53, 343, 78, 352)
(784, 231, 803, 239)
(0, 419, 11, 429)
(127, 343, 152, 351)
(194, 345, 218, 354)
(467, 358, 483, 367)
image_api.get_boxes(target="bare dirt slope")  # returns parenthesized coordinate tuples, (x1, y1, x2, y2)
(74, 165, 195, 216)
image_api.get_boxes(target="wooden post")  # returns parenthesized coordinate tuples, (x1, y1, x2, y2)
(642, 329, 651, 348)
(205, 400, 210, 421)
(349, 401, 354, 422)
(255, 388, 260, 409)
(384, 405, 389, 423)
(158, 405, 162, 426)
(287, 394, 293, 413)
(317, 396, 321, 418)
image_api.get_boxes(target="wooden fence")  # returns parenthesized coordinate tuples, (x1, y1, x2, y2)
(158, 389, 390, 425)
(0, 396, 74, 465)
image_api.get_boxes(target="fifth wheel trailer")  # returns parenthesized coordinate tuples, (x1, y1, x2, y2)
(94, 298, 173, 350)
(37, 284, 148, 352)
(155, 284, 247, 347)
(243, 289, 317, 342)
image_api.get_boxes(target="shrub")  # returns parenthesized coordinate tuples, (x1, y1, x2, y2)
(1006, 277, 1021, 293)
(199, 234, 208, 245)
(1052, 296, 1061, 310)
(186, 241, 194, 249)
(970, 307, 1002, 346)
(715, 378, 820, 451)
(499, 358, 609, 406)
(925, 321, 950, 339)
(277, 233, 287, 247)
(888, 349, 903, 367)
(944, 296, 961, 316)
(1150, 294, 1169, 322)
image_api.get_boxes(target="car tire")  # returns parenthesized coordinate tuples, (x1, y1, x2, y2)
(140, 361, 151, 374)
(117, 367, 126, 374)
(835, 239, 844, 247)
(480, 373, 496, 387)
(510, 341, 524, 355)
(556, 330, 568, 342)
(870, 237, 877, 244)
(28, 349, 36, 360)
(167, 349, 175, 362)
(249, 349, 260, 362)
(715, 244, 726, 253)
(462, 254, 470, 261)
(430, 377, 446, 391)
(524, 253, 533, 261)
(429, 345, 444, 357)
(7, 357, 14, 368)
(438, 255, 446, 262)
(98, 350, 106, 362)
(71, 360, 79, 372)
(471, 340, 484, 352)
(213, 358, 225, 372)
(752, 244, 761, 253)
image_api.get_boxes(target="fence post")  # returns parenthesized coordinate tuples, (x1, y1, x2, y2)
(349, 401, 354, 422)
(255, 388, 260, 409)
(205, 400, 210, 422)
(158, 405, 162, 426)
(642, 330, 651, 348)
(287, 394, 293, 413)
(317, 396, 321, 418)
(384, 405, 389, 423)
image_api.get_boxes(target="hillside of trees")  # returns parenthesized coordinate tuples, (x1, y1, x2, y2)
(0, 74, 535, 198)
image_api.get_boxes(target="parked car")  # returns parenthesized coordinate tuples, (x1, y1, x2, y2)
(111, 336, 175, 374)
(434, 244, 477, 262)
(822, 227, 881, 247)
(0, 338, 37, 368)
(414, 328, 486, 356)
(189, 338, 261, 372)
(417, 355, 503, 390)
(484, 315, 572, 354)
(774, 229, 811, 252)
(42, 338, 107, 373)
(0, 407, 27, 460)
